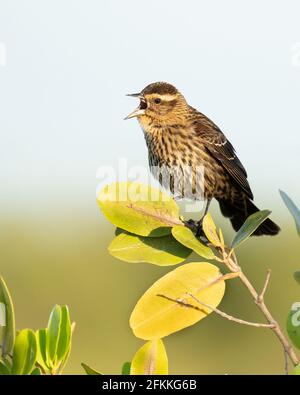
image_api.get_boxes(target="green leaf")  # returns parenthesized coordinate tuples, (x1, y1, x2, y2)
(130, 340, 168, 375)
(31, 367, 42, 375)
(130, 262, 225, 340)
(56, 306, 71, 363)
(287, 303, 300, 349)
(12, 329, 37, 375)
(46, 305, 72, 370)
(292, 363, 300, 375)
(109, 231, 191, 266)
(0, 276, 15, 357)
(121, 361, 131, 375)
(0, 360, 11, 375)
(202, 214, 222, 247)
(97, 182, 182, 237)
(294, 271, 300, 286)
(81, 362, 103, 375)
(231, 210, 271, 249)
(172, 226, 216, 260)
(36, 329, 49, 371)
(280, 190, 300, 237)
(47, 305, 61, 365)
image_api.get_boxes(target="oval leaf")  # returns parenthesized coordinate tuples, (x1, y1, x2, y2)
(287, 303, 300, 349)
(294, 271, 300, 286)
(130, 340, 168, 375)
(130, 262, 225, 340)
(121, 361, 131, 375)
(47, 305, 61, 365)
(172, 226, 216, 260)
(56, 305, 72, 363)
(36, 329, 49, 370)
(0, 276, 15, 357)
(0, 360, 11, 375)
(292, 363, 300, 375)
(97, 182, 182, 237)
(12, 329, 37, 375)
(231, 210, 271, 249)
(202, 214, 222, 247)
(31, 367, 42, 375)
(280, 190, 300, 237)
(81, 362, 103, 375)
(109, 231, 191, 266)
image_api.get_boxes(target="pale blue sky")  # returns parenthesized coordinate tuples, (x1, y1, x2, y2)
(0, 0, 299, 216)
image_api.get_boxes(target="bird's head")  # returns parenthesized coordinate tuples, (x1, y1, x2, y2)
(125, 82, 188, 125)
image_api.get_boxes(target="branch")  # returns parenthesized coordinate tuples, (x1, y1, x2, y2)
(156, 293, 274, 328)
(283, 349, 289, 376)
(186, 293, 275, 328)
(258, 269, 271, 303)
(223, 250, 299, 369)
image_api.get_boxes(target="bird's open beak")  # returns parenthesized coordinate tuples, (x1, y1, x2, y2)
(124, 93, 146, 120)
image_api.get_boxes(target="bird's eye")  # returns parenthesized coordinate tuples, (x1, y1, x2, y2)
(154, 98, 161, 104)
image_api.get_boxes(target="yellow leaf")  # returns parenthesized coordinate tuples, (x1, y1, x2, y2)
(202, 214, 221, 247)
(97, 182, 181, 237)
(130, 339, 168, 375)
(130, 262, 225, 340)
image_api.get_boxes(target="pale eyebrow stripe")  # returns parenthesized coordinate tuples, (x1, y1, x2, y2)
(147, 93, 179, 101)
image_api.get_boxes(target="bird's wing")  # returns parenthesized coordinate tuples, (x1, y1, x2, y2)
(191, 108, 254, 199)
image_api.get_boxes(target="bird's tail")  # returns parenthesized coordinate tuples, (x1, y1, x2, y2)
(217, 196, 280, 236)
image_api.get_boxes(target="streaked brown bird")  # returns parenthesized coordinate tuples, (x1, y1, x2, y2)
(125, 81, 280, 236)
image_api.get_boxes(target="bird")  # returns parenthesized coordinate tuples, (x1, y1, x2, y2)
(125, 81, 280, 236)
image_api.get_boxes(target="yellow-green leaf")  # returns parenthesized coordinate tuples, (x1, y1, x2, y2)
(172, 226, 216, 259)
(202, 214, 222, 247)
(121, 361, 131, 375)
(97, 182, 182, 237)
(130, 340, 168, 375)
(287, 303, 300, 349)
(12, 329, 37, 375)
(46, 305, 72, 369)
(130, 262, 225, 340)
(109, 231, 191, 266)
(292, 363, 300, 375)
(56, 306, 72, 363)
(0, 276, 15, 357)
(81, 362, 103, 375)
(231, 210, 271, 249)
(36, 329, 49, 371)
(294, 271, 300, 286)
(0, 360, 11, 375)
(31, 367, 42, 375)
(47, 305, 61, 365)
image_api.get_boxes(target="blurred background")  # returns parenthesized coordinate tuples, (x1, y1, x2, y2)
(0, 0, 300, 374)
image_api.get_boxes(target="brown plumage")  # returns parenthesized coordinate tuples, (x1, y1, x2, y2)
(125, 82, 280, 236)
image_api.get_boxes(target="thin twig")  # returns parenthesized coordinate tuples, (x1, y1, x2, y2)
(258, 269, 271, 303)
(283, 349, 289, 376)
(222, 252, 299, 369)
(186, 293, 275, 328)
(156, 293, 275, 328)
(194, 271, 240, 295)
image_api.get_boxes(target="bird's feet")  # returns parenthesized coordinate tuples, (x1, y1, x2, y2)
(183, 218, 205, 238)
(196, 219, 204, 238)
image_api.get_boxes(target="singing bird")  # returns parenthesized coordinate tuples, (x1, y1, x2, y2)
(125, 82, 280, 236)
